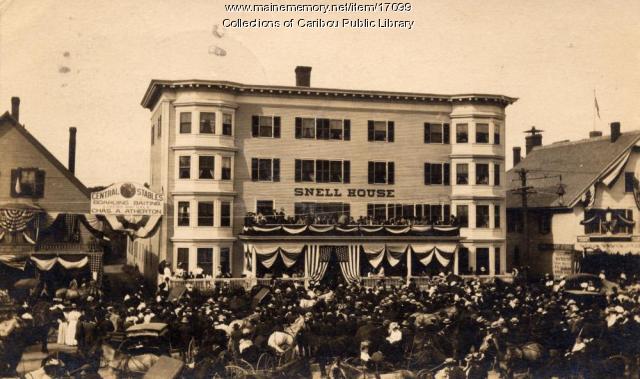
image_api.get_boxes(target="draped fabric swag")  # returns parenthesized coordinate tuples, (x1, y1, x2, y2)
(30, 255, 89, 271)
(411, 244, 457, 267)
(243, 224, 459, 235)
(0, 208, 39, 233)
(362, 244, 386, 268)
(0, 254, 29, 270)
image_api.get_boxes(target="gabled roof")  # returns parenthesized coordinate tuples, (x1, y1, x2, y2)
(140, 79, 517, 110)
(507, 130, 640, 209)
(0, 112, 90, 198)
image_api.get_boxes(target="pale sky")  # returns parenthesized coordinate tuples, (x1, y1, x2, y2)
(1, 0, 639, 187)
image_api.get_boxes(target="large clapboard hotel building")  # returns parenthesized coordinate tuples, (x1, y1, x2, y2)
(129, 67, 516, 285)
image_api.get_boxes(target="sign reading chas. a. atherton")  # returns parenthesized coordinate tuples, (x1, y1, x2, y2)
(90, 182, 164, 215)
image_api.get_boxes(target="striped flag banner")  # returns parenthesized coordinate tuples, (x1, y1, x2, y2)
(305, 245, 329, 282)
(338, 245, 360, 284)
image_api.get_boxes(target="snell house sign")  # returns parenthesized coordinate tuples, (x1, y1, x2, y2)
(90, 182, 164, 215)
(294, 187, 395, 198)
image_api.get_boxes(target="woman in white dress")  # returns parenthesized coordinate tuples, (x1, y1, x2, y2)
(64, 304, 81, 346)
(56, 310, 67, 345)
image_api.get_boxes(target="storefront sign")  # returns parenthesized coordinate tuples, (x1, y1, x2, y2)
(90, 182, 164, 215)
(294, 188, 395, 198)
(552, 251, 575, 278)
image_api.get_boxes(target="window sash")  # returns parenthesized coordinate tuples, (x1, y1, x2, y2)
(258, 159, 273, 181)
(476, 164, 489, 185)
(222, 113, 233, 135)
(373, 162, 387, 183)
(456, 164, 469, 185)
(179, 156, 191, 179)
(373, 121, 387, 141)
(200, 112, 215, 134)
(330, 120, 343, 140)
(177, 248, 189, 269)
(196, 248, 213, 276)
(430, 124, 443, 143)
(301, 160, 315, 182)
(198, 202, 214, 226)
(199, 156, 215, 179)
(476, 205, 490, 228)
(476, 124, 489, 143)
(259, 116, 273, 137)
(222, 157, 232, 180)
(456, 124, 468, 143)
(494, 205, 501, 229)
(221, 202, 231, 227)
(456, 205, 469, 227)
(177, 202, 190, 226)
(180, 112, 192, 133)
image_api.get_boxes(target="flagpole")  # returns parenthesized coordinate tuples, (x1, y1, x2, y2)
(593, 89, 596, 132)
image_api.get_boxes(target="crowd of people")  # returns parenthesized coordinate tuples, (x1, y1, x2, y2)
(1, 270, 640, 378)
(245, 209, 457, 227)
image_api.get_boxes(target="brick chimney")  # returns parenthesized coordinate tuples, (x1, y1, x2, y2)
(524, 126, 543, 155)
(513, 146, 521, 166)
(610, 122, 621, 142)
(11, 97, 20, 122)
(68, 127, 77, 174)
(589, 130, 603, 138)
(295, 66, 312, 87)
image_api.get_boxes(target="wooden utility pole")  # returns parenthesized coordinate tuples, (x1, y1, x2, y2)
(512, 168, 535, 264)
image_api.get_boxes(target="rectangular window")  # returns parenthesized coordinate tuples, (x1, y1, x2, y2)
(302, 118, 315, 138)
(316, 118, 330, 139)
(456, 205, 469, 228)
(476, 205, 490, 228)
(197, 248, 213, 277)
(222, 157, 232, 180)
(256, 200, 274, 215)
(198, 202, 214, 226)
(312, 160, 345, 183)
(494, 164, 501, 186)
(494, 124, 500, 145)
(424, 163, 449, 185)
(539, 212, 551, 234)
(330, 120, 343, 140)
(456, 123, 468, 143)
(494, 205, 501, 229)
(177, 201, 190, 226)
(495, 247, 501, 274)
(222, 113, 233, 136)
(251, 158, 278, 181)
(456, 164, 469, 185)
(368, 161, 394, 184)
(366, 203, 387, 221)
(476, 123, 489, 143)
(476, 163, 489, 185)
(11, 168, 44, 198)
(198, 156, 215, 179)
(221, 201, 231, 227)
(294, 159, 316, 182)
(424, 123, 449, 144)
(252, 115, 280, 138)
(476, 248, 490, 274)
(625, 172, 635, 193)
(295, 202, 350, 221)
(177, 248, 189, 270)
(180, 112, 192, 134)
(157, 116, 162, 138)
(178, 156, 191, 179)
(200, 112, 215, 134)
(368, 120, 394, 142)
(219, 248, 231, 275)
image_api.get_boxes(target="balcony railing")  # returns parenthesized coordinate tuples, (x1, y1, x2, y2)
(36, 241, 103, 253)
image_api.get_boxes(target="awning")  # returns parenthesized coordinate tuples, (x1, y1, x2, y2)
(575, 242, 640, 256)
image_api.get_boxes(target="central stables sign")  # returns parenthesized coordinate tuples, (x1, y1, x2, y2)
(294, 187, 395, 198)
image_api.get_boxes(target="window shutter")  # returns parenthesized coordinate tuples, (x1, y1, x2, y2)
(10, 169, 19, 197)
(443, 123, 450, 144)
(273, 117, 281, 138)
(424, 163, 431, 185)
(272, 159, 280, 182)
(295, 117, 302, 138)
(443, 163, 450, 185)
(387, 121, 394, 142)
(251, 116, 259, 137)
(295, 159, 302, 182)
(343, 120, 351, 140)
(35, 170, 45, 198)
(387, 162, 395, 184)
(343, 161, 350, 183)
(367, 121, 374, 141)
(424, 123, 431, 143)
(368, 161, 374, 184)
(251, 158, 258, 181)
